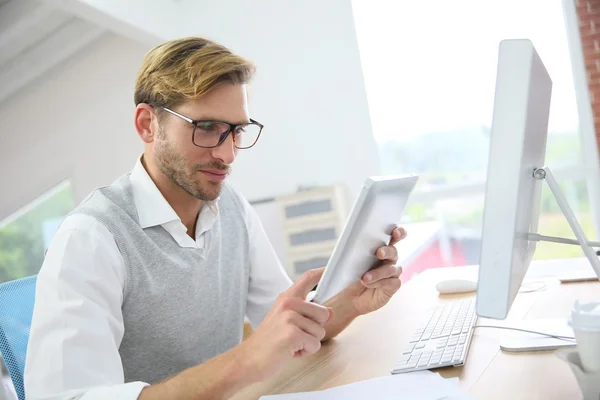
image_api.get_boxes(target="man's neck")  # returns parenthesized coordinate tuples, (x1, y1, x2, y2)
(141, 156, 202, 239)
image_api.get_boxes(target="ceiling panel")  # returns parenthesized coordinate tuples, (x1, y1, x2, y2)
(0, 0, 104, 104)
(0, 0, 73, 66)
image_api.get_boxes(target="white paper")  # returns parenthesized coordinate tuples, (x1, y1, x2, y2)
(445, 377, 461, 387)
(259, 371, 473, 400)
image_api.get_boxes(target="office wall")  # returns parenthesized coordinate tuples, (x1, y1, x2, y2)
(0, 33, 147, 220)
(188, 0, 381, 204)
(0, 0, 380, 221)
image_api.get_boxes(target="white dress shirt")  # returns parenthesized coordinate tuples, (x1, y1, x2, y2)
(24, 157, 293, 400)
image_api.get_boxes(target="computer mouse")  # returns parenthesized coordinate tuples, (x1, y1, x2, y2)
(435, 279, 478, 295)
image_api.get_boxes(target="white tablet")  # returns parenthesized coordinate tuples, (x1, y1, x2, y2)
(311, 174, 419, 304)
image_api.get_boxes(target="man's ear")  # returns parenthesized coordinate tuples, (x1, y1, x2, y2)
(135, 103, 158, 143)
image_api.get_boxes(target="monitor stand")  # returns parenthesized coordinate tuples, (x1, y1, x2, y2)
(528, 166, 600, 280)
(498, 166, 600, 352)
(498, 318, 576, 352)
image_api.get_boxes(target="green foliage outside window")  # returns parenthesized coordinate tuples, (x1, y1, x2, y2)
(0, 183, 74, 283)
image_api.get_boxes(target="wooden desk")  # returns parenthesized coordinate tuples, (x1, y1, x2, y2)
(232, 258, 600, 400)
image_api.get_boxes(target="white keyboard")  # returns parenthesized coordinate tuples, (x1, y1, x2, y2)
(392, 298, 477, 374)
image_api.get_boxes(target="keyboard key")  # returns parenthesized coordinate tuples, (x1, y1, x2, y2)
(415, 343, 426, 349)
(441, 355, 453, 363)
(409, 354, 421, 363)
(397, 355, 411, 363)
(429, 356, 442, 365)
(409, 335, 422, 343)
(418, 358, 430, 368)
(395, 362, 419, 371)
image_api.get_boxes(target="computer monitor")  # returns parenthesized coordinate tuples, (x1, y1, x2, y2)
(475, 39, 551, 320)
(476, 39, 600, 321)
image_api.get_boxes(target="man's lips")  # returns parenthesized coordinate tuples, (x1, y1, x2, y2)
(199, 169, 229, 181)
(200, 169, 228, 176)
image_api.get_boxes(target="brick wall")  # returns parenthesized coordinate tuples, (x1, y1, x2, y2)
(577, 0, 600, 149)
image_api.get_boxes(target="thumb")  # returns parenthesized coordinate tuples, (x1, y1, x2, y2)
(284, 267, 325, 300)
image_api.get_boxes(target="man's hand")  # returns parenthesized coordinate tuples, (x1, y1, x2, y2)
(322, 227, 407, 340)
(139, 270, 331, 400)
(344, 226, 406, 315)
(238, 268, 333, 381)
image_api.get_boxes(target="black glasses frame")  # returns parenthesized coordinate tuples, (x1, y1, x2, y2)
(160, 106, 263, 149)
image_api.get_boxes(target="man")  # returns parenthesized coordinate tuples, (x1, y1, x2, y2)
(24, 37, 405, 400)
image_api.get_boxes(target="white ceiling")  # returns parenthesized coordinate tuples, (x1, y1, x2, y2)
(0, 0, 104, 104)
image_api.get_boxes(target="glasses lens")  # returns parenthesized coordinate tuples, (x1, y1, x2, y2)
(193, 121, 231, 147)
(233, 123, 262, 149)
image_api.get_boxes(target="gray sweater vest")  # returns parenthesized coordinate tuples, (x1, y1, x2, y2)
(72, 174, 250, 384)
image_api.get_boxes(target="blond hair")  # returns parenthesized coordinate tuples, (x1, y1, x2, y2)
(134, 37, 255, 108)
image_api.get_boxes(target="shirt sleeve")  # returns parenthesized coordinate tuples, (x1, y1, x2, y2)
(24, 214, 149, 400)
(242, 198, 293, 329)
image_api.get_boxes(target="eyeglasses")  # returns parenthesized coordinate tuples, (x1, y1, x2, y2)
(160, 107, 263, 149)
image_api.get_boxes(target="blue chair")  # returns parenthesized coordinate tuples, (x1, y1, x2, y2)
(0, 276, 37, 400)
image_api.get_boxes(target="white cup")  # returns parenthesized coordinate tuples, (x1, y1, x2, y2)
(569, 300, 600, 373)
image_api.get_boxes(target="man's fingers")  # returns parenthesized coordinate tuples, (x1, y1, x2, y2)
(287, 311, 327, 341)
(285, 267, 325, 299)
(376, 227, 406, 260)
(376, 245, 399, 261)
(300, 332, 322, 355)
(381, 277, 402, 294)
(280, 297, 331, 325)
(361, 276, 402, 292)
(293, 328, 322, 357)
(362, 264, 402, 284)
(389, 226, 407, 246)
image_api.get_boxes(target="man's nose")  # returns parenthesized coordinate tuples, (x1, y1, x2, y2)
(210, 132, 237, 165)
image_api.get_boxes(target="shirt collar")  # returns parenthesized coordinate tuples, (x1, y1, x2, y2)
(129, 155, 219, 230)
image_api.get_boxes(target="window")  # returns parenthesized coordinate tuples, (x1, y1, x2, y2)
(0, 181, 74, 282)
(352, 0, 593, 269)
